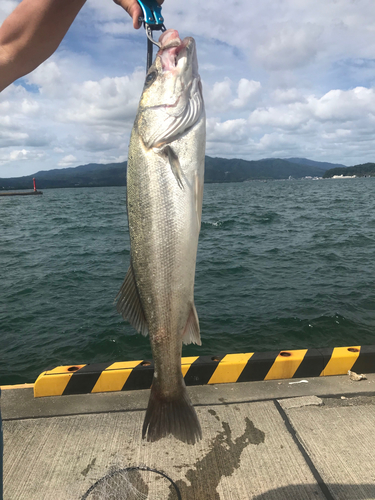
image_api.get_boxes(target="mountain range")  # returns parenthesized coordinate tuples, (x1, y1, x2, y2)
(0, 156, 348, 190)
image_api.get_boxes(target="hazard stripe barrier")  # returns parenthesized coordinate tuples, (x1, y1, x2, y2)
(33, 345, 375, 397)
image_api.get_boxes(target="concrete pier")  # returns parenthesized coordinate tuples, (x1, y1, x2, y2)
(2, 373, 375, 499)
(0, 190, 43, 197)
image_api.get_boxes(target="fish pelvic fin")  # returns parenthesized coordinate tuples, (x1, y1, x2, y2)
(182, 303, 201, 346)
(115, 264, 149, 337)
(142, 377, 202, 445)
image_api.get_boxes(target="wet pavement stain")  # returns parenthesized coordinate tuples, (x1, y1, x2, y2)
(81, 457, 96, 477)
(168, 416, 265, 500)
(208, 409, 220, 421)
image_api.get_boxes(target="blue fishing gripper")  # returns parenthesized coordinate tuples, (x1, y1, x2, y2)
(137, 0, 166, 71)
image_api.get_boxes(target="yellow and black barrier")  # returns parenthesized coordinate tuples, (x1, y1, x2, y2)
(33, 345, 375, 397)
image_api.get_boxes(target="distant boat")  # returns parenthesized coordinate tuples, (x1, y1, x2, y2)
(331, 174, 356, 179)
(0, 177, 43, 197)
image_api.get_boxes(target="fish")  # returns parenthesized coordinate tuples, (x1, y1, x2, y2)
(116, 29, 205, 444)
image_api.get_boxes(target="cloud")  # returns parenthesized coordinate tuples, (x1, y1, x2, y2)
(205, 79, 232, 112)
(60, 70, 144, 126)
(205, 78, 261, 113)
(0, 148, 46, 165)
(231, 79, 262, 108)
(26, 61, 62, 96)
(73, 132, 123, 152)
(309, 87, 375, 122)
(207, 118, 248, 144)
(255, 23, 324, 70)
(248, 87, 375, 130)
(204, 83, 375, 165)
(272, 88, 306, 104)
(58, 155, 77, 167)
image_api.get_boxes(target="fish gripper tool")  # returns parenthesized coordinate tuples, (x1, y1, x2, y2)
(137, 0, 166, 71)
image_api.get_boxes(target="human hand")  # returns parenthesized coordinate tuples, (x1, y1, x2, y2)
(113, 0, 164, 29)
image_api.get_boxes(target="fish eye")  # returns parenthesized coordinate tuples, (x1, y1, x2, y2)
(145, 71, 157, 86)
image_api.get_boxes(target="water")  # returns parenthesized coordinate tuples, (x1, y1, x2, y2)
(2, 179, 375, 385)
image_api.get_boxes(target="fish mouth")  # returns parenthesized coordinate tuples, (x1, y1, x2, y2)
(158, 29, 195, 72)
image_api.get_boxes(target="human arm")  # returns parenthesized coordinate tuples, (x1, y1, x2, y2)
(0, 0, 164, 92)
(0, 0, 87, 92)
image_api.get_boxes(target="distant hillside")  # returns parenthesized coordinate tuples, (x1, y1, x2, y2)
(285, 158, 347, 170)
(323, 163, 375, 178)
(0, 156, 339, 190)
(204, 157, 325, 182)
(0, 162, 127, 190)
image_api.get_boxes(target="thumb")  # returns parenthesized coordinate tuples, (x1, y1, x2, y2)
(113, 0, 142, 29)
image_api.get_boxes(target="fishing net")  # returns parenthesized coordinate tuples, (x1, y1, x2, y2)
(80, 466, 181, 500)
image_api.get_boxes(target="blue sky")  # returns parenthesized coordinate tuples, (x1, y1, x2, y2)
(1, 0, 375, 177)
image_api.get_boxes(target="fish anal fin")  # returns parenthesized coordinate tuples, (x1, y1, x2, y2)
(182, 303, 201, 346)
(115, 264, 149, 337)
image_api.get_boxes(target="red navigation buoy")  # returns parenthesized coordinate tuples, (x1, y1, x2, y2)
(33, 178, 36, 191)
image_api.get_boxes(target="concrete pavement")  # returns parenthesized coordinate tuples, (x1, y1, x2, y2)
(2, 374, 375, 499)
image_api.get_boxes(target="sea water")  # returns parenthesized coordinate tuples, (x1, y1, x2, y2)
(1, 178, 375, 385)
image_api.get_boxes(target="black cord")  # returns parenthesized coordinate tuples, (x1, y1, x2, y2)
(81, 465, 182, 500)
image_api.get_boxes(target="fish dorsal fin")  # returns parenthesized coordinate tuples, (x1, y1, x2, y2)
(116, 264, 149, 337)
(182, 304, 201, 345)
(143, 77, 203, 148)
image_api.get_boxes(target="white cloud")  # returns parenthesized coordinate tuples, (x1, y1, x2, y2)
(230, 79, 261, 108)
(74, 132, 123, 152)
(256, 23, 324, 70)
(58, 155, 77, 167)
(308, 87, 375, 122)
(205, 79, 232, 112)
(272, 88, 306, 104)
(0, 148, 45, 165)
(203, 83, 375, 165)
(61, 70, 144, 126)
(248, 104, 308, 130)
(207, 118, 248, 144)
(27, 61, 62, 96)
(205, 78, 261, 113)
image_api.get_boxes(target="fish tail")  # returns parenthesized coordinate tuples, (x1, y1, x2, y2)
(142, 377, 202, 445)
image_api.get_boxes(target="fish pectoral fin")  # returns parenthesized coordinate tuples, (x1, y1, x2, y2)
(115, 263, 148, 337)
(166, 146, 184, 190)
(182, 304, 201, 345)
(156, 145, 184, 190)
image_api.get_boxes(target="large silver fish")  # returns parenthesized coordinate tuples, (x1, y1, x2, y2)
(116, 29, 205, 444)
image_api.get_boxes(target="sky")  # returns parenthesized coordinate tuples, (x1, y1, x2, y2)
(1, 0, 375, 177)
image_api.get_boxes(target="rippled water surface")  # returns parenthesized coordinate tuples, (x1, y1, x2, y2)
(2, 179, 375, 384)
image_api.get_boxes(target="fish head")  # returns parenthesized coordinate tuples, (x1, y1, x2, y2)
(137, 29, 204, 149)
(140, 30, 199, 108)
